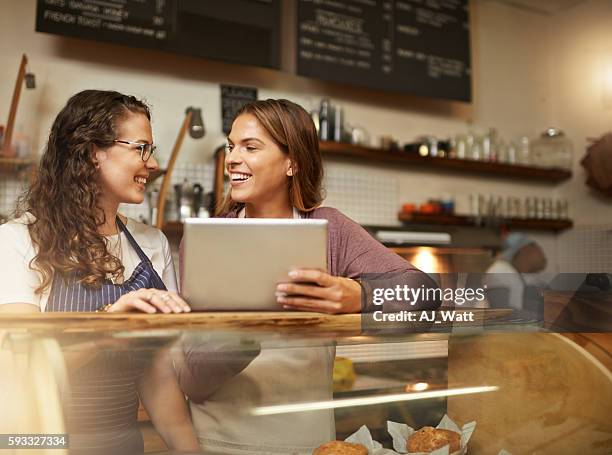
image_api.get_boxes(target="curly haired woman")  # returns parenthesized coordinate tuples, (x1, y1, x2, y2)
(0, 90, 198, 454)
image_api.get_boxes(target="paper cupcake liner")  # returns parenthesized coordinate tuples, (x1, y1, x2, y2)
(387, 414, 476, 455)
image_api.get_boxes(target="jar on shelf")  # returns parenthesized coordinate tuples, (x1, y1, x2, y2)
(426, 136, 439, 157)
(440, 193, 454, 214)
(482, 128, 499, 162)
(506, 141, 518, 164)
(497, 140, 508, 164)
(446, 137, 457, 159)
(530, 128, 573, 170)
(518, 136, 531, 165)
(454, 134, 467, 159)
(467, 133, 481, 160)
(412, 136, 438, 157)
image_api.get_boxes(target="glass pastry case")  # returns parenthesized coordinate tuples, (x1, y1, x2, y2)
(0, 311, 610, 455)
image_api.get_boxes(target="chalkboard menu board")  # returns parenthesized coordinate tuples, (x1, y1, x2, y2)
(36, 0, 281, 69)
(296, 0, 471, 102)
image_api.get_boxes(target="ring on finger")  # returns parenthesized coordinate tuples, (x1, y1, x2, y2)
(160, 293, 172, 302)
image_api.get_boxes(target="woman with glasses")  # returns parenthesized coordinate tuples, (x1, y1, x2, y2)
(0, 90, 199, 453)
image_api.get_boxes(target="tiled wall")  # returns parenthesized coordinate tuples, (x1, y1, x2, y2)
(323, 162, 399, 226)
(121, 160, 401, 227)
(0, 176, 26, 220)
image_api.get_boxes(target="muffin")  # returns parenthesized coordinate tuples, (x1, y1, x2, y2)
(407, 426, 461, 453)
(312, 440, 368, 455)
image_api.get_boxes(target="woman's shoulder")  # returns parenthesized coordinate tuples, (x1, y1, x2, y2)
(306, 206, 373, 241)
(307, 206, 353, 224)
(0, 213, 34, 237)
(0, 214, 36, 254)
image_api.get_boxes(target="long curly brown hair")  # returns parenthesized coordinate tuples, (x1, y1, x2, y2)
(16, 90, 151, 294)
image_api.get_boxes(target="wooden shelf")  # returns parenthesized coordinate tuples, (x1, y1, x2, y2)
(163, 214, 573, 238)
(320, 141, 572, 183)
(398, 212, 573, 232)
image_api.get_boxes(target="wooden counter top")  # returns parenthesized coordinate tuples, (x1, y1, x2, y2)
(0, 308, 511, 336)
(0, 311, 362, 334)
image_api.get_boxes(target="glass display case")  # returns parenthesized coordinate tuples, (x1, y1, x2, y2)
(0, 311, 610, 454)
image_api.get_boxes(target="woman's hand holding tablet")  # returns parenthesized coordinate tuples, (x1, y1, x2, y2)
(276, 269, 361, 314)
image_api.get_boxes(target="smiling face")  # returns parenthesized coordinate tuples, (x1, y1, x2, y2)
(226, 113, 292, 214)
(95, 111, 158, 208)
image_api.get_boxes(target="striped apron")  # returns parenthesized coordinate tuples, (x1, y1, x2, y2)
(46, 217, 166, 455)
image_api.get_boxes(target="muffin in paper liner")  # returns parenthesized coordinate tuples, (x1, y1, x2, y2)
(387, 414, 476, 455)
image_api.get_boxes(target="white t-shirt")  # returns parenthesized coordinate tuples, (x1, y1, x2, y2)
(0, 214, 177, 311)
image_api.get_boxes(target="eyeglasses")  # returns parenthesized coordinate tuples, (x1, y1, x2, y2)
(113, 140, 157, 162)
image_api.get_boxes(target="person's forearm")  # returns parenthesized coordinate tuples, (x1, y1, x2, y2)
(139, 347, 200, 452)
(176, 341, 260, 404)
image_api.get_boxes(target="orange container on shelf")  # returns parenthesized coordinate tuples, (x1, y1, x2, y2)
(419, 202, 441, 214)
(401, 203, 416, 214)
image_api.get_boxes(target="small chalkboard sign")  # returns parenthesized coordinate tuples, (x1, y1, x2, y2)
(221, 85, 258, 134)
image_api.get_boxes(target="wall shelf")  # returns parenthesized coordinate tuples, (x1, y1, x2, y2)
(398, 212, 573, 232)
(320, 141, 572, 183)
(163, 213, 573, 240)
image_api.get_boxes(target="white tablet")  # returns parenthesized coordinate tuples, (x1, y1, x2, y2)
(182, 218, 328, 311)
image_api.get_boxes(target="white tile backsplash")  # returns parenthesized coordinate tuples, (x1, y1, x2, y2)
(0, 177, 26, 217)
(323, 162, 399, 226)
